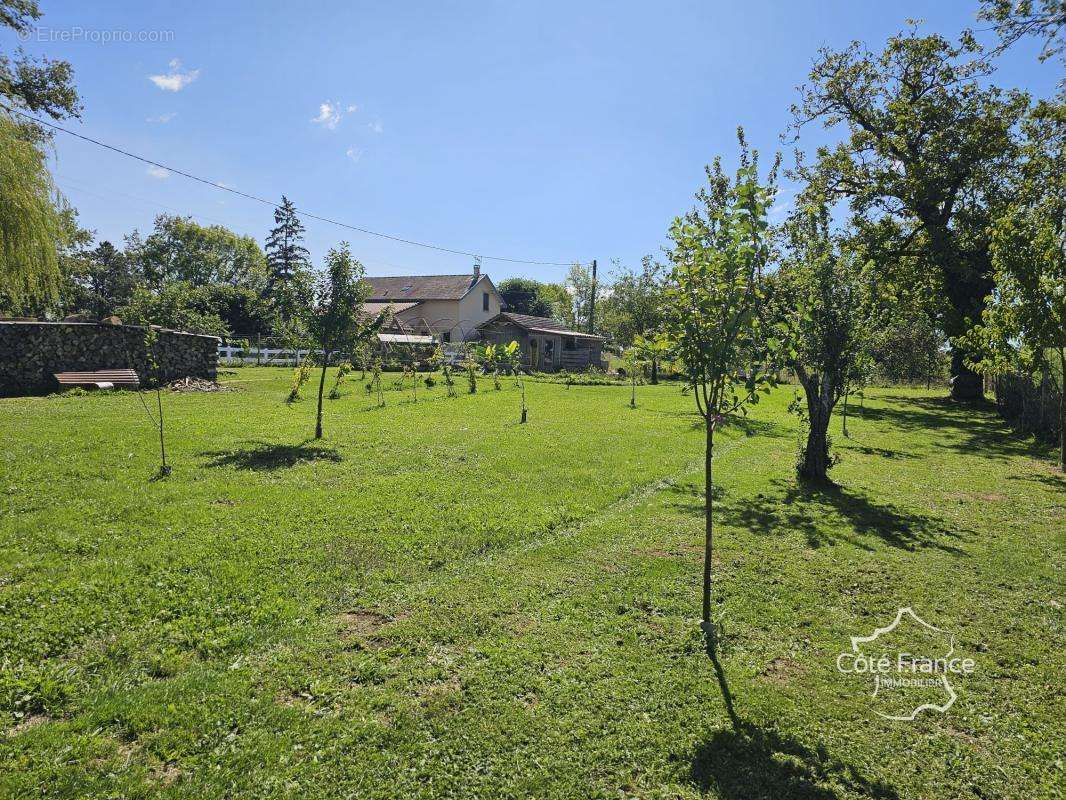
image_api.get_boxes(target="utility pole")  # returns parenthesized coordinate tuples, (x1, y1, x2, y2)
(587, 259, 597, 335)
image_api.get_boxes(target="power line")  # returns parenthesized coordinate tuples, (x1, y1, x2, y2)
(4, 104, 582, 268)
(56, 174, 459, 276)
(56, 173, 249, 230)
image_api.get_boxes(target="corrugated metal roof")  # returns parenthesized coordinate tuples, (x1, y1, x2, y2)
(364, 275, 477, 301)
(377, 333, 435, 344)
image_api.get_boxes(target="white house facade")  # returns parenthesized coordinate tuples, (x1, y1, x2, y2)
(363, 267, 504, 343)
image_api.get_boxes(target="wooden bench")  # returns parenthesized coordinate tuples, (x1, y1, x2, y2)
(54, 369, 140, 390)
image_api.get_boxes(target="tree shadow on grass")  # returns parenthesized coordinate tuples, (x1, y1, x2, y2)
(200, 440, 342, 471)
(667, 480, 727, 516)
(711, 480, 969, 556)
(837, 443, 917, 460)
(856, 395, 1053, 464)
(1005, 471, 1066, 490)
(690, 642, 900, 800)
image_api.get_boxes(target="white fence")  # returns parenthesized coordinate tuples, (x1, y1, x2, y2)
(219, 338, 457, 367)
(218, 344, 323, 366)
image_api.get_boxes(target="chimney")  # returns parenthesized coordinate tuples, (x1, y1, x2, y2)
(472, 260, 481, 278)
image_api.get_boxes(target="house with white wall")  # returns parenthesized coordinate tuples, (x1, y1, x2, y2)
(363, 265, 504, 343)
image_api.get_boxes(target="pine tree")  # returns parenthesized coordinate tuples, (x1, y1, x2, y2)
(264, 196, 310, 324)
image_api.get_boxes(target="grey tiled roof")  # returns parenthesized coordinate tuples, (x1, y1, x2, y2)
(364, 275, 477, 301)
(362, 301, 420, 317)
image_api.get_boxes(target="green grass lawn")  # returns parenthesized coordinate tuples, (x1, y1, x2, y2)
(0, 367, 1062, 799)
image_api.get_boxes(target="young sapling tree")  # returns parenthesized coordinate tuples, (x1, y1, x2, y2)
(462, 344, 478, 394)
(484, 344, 503, 390)
(307, 243, 387, 439)
(328, 361, 352, 400)
(370, 358, 384, 407)
(433, 345, 457, 398)
(138, 327, 171, 479)
(286, 356, 314, 403)
(663, 130, 782, 640)
(501, 340, 527, 422)
(620, 346, 646, 408)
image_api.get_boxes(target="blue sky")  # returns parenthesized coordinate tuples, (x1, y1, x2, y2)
(6, 1, 1059, 284)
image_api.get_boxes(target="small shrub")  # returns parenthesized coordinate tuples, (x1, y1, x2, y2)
(370, 359, 384, 406)
(328, 361, 353, 400)
(468, 365, 478, 393)
(287, 357, 315, 403)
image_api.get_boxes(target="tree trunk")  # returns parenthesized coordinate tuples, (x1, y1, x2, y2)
(702, 420, 714, 631)
(156, 387, 168, 474)
(315, 353, 329, 439)
(631, 376, 636, 408)
(651, 357, 659, 385)
(950, 349, 984, 401)
(841, 388, 849, 437)
(799, 376, 834, 484)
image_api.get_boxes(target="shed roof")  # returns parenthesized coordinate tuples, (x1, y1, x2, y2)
(364, 274, 479, 301)
(362, 301, 420, 318)
(377, 332, 435, 344)
(477, 312, 605, 341)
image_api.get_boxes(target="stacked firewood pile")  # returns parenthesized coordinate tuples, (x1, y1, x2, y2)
(166, 377, 239, 393)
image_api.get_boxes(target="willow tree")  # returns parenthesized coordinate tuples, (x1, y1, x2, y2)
(664, 130, 782, 639)
(0, 113, 66, 311)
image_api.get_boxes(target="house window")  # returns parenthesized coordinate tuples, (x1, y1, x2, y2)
(564, 336, 577, 351)
(442, 331, 451, 343)
(482, 292, 490, 311)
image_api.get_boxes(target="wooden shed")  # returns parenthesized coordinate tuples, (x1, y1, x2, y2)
(476, 312, 606, 373)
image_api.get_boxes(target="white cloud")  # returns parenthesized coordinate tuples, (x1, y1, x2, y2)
(345, 146, 362, 162)
(146, 165, 170, 179)
(146, 111, 177, 124)
(312, 101, 363, 130)
(312, 101, 342, 129)
(367, 120, 383, 134)
(149, 59, 199, 92)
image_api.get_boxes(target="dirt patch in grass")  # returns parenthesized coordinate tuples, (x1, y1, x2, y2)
(112, 735, 183, 786)
(419, 675, 461, 697)
(946, 491, 1007, 503)
(760, 656, 805, 686)
(276, 689, 316, 708)
(634, 543, 709, 561)
(336, 609, 393, 639)
(5, 713, 50, 737)
(152, 762, 182, 786)
(418, 676, 463, 712)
